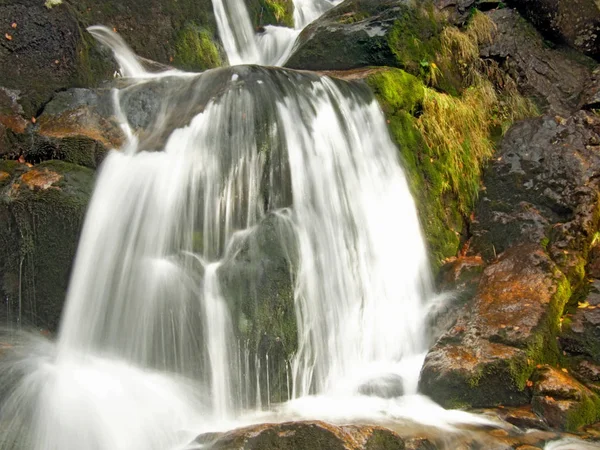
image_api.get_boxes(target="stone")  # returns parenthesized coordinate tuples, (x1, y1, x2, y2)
(195, 421, 407, 450)
(419, 244, 569, 408)
(0, 160, 94, 331)
(469, 112, 600, 289)
(531, 365, 600, 431)
(285, 0, 426, 71)
(481, 9, 593, 116)
(504, 0, 600, 60)
(560, 281, 600, 364)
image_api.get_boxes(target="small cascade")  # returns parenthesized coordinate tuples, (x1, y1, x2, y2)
(212, 0, 341, 66)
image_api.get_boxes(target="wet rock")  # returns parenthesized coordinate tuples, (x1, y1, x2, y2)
(0, 88, 30, 160)
(285, 0, 424, 71)
(560, 281, 600, 364)
(504, 0, 600, 60)
(0, 160, 94, 331)
(481, 9, 593, 116)
(0, 0, 115, 117)
(419, 244, 569, 408)
(219, 212, 297, 406)
(576, 360, 600, 384)
(195, 421, 406, 450)
(589, 246, 600, 279)
(469, 111, 600, 288)
(498, 405, 549, 430)
(531, 365, 600, 431)
(69, 0, 222, 71)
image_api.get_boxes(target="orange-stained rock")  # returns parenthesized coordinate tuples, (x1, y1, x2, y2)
(195, 421, 406, 450)
(420, 244, 570, 409)
(19, 169, 62, 191)
(532, 365, 600, 431)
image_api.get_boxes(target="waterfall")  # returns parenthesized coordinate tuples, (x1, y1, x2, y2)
(0, 2, 468, 448)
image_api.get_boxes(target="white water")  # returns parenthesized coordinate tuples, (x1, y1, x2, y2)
(0, 3, 508, 449)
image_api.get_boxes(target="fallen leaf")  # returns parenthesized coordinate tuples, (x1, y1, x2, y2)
(31, 117, 36, 124)
(54, 60, 59, 65)
(561, 368, 568, 373)
(545, 395, 555, 401)
(578, 301, 590, 309)
(526, 380, 533, 388)
(18, 155, 25, 163)
(11, 22, 17, 29)
(5, 33, 12, 41)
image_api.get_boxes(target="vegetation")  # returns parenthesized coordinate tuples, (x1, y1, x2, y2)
(174, 23, 223, 71)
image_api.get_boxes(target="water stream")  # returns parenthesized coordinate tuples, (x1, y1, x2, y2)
(0, 1, 586, 449)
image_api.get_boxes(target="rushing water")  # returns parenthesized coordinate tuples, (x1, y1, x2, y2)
(0, 1, 583, 449)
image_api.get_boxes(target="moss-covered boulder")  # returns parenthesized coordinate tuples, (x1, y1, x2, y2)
(0, 0, 116, 118)
(69, 0, 222, 72)
(286, 0, 423, 71)
(0, 160, 94, 331)
(504, 0, 600, 60)
(419, 244, 570, 408)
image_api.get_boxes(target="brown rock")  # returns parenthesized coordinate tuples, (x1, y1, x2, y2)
(195, 421, 406, 450)
(420, 245, 569, 408)
(531, 365, 600, 431)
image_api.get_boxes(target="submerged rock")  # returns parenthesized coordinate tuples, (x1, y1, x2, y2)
(0, 160, 94, 330)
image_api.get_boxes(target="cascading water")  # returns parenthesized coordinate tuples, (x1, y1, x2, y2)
(211, 0, 341, 66)
(0, 1, 510, 449)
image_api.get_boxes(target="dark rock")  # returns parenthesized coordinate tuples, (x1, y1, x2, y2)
(195, 421, 406, 450)
(531, 365, 600, 431)
(419, 244, 569, 408)
(590, 246, 600, 279)
(69, 0, 221, 71)
(285, 0, 419, 71)
(499, 405, 549, 430)
(0, 160, 94, 331)
(504, 0, 600, 60)
(0, 0, 115, 117)
(469, 112, 600, 288)
(576, 360, 600, 384)
(581, 67, 600, 110)
(481, 9, 594, 116)
(560, 282, 600, 364)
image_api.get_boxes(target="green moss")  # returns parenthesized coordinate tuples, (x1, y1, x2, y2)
(386, 5, 442, 77)
(248, 0, 294, 29)
(565, 394, 600, 431)
(174, 23, 222, 72)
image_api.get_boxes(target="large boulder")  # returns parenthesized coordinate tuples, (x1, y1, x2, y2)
(505, 0, 600, 60)
(469, 111, 600, 288)
(0, 160, 94, 331)
(481, 8, 594, 116)
(419, 244, 570, 408)
(285, 0, 434, 71)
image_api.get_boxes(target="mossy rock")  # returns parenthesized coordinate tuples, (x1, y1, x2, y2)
(246, 0, 295, 29)
(174, 23, 224, 72)
(0, 160, 94, 331)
